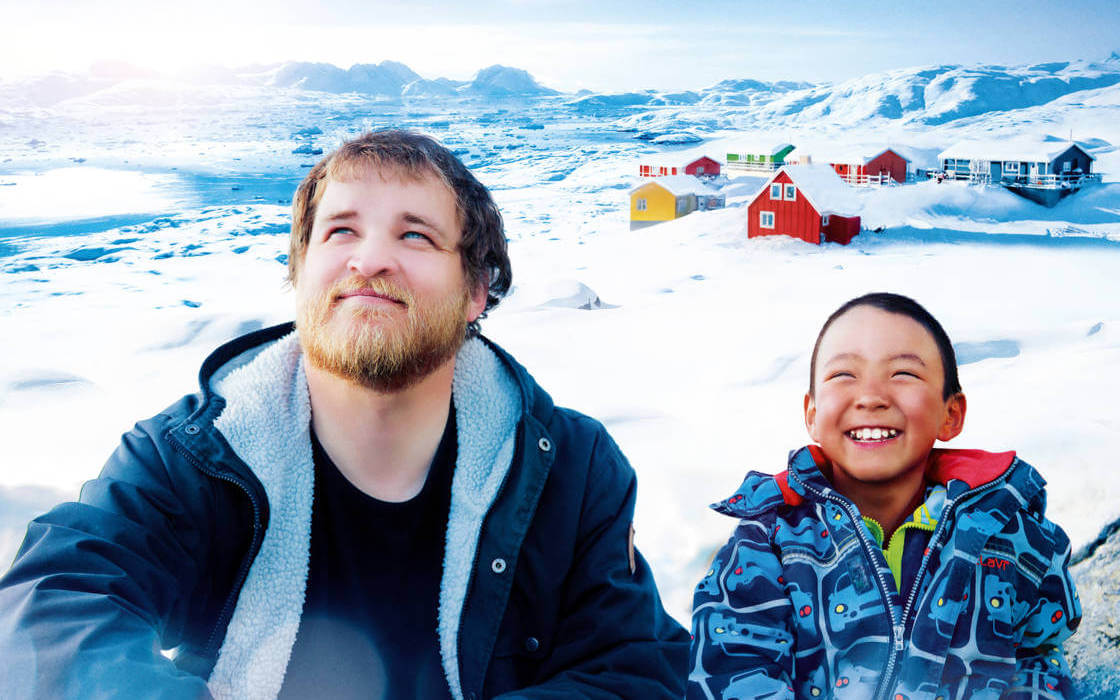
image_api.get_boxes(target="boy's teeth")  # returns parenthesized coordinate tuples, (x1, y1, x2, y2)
(849, 428, 898, 440)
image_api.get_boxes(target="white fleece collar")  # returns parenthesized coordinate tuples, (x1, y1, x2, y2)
(205, 332, 521, 700)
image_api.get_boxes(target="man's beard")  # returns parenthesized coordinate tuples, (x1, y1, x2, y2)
(297, 274, 470, 393)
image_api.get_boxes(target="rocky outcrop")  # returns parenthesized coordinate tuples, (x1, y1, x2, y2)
(1067, 515, 1120, 697)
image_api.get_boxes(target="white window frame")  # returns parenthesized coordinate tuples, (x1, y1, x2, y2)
(760, 211, 775, 229)
(1062, 161, 1072, 172)
(822, 215, 830, 226)
(636, 198, 647, 211)
(770, 183, 782, 200)
(1004, 161, 1019, 173)
(784, 184, 796, 201)
(695, 166, 705, 175)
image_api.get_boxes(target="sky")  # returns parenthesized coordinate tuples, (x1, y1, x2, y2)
(3, 0, 1120, 92)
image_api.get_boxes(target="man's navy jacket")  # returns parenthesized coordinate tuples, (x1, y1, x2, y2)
(0, 323, 689, 699)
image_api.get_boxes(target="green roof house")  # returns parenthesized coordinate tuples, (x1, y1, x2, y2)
(725, 143, 795, 172)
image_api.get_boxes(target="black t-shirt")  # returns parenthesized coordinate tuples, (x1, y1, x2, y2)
(278, 407, 457, 700)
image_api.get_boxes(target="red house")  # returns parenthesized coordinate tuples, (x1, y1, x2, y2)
(639, 155, 720, 178)
(830, 147, 909, 185)
(684, 155, 720, 177)
(747, 165, 861, 245)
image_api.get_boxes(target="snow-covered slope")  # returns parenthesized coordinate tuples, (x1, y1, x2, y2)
(266, 60, 422, 95)
(462, 64, 556, 97)
(752, 59, 1120, 126)
(609, 55, 1120, 141)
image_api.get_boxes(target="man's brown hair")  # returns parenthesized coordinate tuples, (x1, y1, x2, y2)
(289, 129, 512, 335)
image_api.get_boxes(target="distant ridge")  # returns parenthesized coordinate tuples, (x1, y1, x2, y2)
(5, 55, 1120, 128)
(747, 59, 1120, 126)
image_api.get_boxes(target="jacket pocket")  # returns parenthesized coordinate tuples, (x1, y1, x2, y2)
(485, 595, 556, 695)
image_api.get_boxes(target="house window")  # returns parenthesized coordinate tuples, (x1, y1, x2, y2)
(822, 215, 830, 226)
(636, 198, 647, 211)
(1062, 161, 1071, 172)
(760, 211, 775, 229)
(1004, 161, 1019, 173)
(727, 153, 739, 162)
(784, 184, 796, 201)
(770, 183, 782, 199)
(640, 165, 650, 176)
(696, 166, 705, 175)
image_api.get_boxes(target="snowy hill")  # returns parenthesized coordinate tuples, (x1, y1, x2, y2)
(8, 55, 1120, 128)
(402, 77, 464, 98)
(751, 59, 1120, 126)
(462, 64, 556, 97)
(266, 60, 421, 95)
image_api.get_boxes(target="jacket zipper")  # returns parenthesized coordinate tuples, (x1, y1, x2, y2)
(168, 434, 266, 660)
(875, 472, 1010, 697)
(790, 475, 904, 695)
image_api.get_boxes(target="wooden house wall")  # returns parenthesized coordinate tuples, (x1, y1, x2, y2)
(685, 156, 720, 177)
(747, 171, 821, 243)
(865, 150, 909, 182)
(824, 215, 861, 245)
(1050, 145, 1093, 174)
(630, 183, 678, 222)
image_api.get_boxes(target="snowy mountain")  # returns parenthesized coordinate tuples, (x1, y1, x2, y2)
(266, 60, 421, 95)
(402, 77, 464, 98)
(750, 59, 1120, 126)
(600, 56, 1120, 145)
(461, 64, 556, 97)
(8, 55, 1120, 130)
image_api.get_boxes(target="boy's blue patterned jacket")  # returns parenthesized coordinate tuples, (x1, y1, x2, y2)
(689, 446, 1081, 700)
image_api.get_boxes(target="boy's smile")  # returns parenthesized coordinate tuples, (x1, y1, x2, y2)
(804, 305, 966, 493)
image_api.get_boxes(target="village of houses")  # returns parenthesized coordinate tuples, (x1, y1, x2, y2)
(629, 137, 1103, 243)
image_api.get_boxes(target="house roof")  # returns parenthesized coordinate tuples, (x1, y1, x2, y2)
(630, 174, 716, 197)
(638, 154, 719, 169)
(937, 138, 1095, 163)
(790, 145, 910, 165)
(756, 164, 860, 216)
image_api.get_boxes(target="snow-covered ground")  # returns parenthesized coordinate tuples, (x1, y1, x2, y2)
(3, 58, 1120, 624)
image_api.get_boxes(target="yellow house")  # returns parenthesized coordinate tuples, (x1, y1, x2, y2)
(630, 175, 700, 225)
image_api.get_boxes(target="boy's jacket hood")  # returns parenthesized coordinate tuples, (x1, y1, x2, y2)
(714, 445, 1033, 518)
(189, 323, 533, 700)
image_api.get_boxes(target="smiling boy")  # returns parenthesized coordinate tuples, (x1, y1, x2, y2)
(689, 293, 1080, 699)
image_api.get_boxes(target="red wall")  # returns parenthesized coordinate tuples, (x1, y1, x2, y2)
(685, 156, 720, 177)
(824, 215, 861, 245)
(747, 171, 821, 244)
(865, 150, 908, 183)
(748, 172, 861, 245)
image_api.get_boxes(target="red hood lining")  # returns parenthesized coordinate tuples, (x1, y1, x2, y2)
(773, 446, 1016, 506)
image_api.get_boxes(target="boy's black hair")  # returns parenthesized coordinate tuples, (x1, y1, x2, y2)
(809, 292, 962, 400)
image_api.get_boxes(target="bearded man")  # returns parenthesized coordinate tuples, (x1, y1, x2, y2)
(0, 131, 689, 699)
